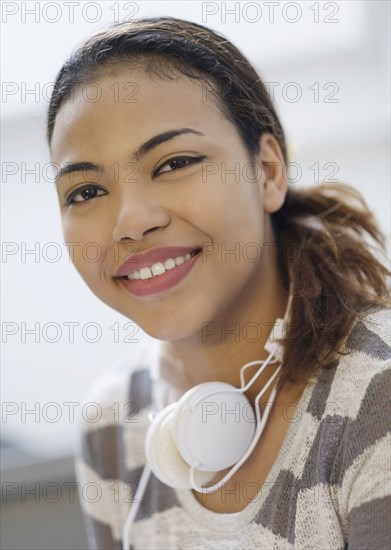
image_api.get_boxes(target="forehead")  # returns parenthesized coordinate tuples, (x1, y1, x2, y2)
(50, 66, 231, 161)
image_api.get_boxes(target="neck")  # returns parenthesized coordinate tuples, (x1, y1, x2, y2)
(158, 222, 292, 412)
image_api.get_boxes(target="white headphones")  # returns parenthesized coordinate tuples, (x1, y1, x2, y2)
(122, 294, 292, 550)
(144, 325, 284, 492)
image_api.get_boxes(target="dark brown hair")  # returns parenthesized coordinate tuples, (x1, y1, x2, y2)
(47, 17, 391, 391)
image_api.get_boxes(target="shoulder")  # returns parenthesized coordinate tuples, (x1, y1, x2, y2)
(343, 304, 390, 362)
(302, 305, 390, 487)
(306, 305, 390, 417)
(80, 338, 161, 418)
(74, 340, 163, 545)
(74, 340, 161, 521)
(309, 306, 390, 487)
(331, 307, 391, 534)
(299, 307, 390, 520)
(321, 305, 390, 406)
(335, 305, 390, 415)
(288, 307, 390, 546)
(75, 338, 162, 468)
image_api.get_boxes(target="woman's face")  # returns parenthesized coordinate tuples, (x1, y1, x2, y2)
(51, 66, 279, 340)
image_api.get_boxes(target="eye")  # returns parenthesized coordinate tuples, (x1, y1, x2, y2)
(153, 155, 206, 177)
(65, 184, 107, 206)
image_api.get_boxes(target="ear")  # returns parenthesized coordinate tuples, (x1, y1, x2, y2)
(254, 132, 289, 214)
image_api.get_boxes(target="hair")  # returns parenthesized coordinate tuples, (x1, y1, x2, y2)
(47, 17, 391, 391)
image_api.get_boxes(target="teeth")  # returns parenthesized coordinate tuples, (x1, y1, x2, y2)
(151, 262, 166, 276)
(127, 252, 195, 280)
(139, 267, 153, 280)
(164, 258, 176, 270)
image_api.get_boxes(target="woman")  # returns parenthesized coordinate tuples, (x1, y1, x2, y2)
(47, 17, 391, 550)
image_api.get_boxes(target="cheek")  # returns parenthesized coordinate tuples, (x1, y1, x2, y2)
(203, 189, 263, 243)
(201, 170, 262, 222)
(61, 215, 106, 281)
(202, 208, 264, 272)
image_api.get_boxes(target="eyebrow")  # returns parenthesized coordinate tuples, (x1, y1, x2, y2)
(55, 128, 205, 185)
(133, 127, 205, 161)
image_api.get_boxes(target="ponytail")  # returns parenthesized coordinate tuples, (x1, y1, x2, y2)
(272, 182, 391, 389)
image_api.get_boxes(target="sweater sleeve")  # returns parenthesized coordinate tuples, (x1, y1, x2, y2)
(341, 360, 391, 549)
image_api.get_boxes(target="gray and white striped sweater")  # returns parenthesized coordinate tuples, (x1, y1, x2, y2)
(75, 306, 391, 549)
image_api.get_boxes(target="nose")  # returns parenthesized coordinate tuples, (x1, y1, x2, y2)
(112, 186, 170, 243)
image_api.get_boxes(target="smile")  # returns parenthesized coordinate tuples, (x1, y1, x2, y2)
(124, 249, 200, 280)
(118, 248, 202, 297)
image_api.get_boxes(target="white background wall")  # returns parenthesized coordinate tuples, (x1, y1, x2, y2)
(2, 0, 390, 474)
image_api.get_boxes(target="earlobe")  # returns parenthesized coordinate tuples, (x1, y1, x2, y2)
(263, 178, 288, 214)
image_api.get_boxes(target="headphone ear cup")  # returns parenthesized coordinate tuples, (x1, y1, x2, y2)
(171, 382, 256, 472)
(145, 403, 215, 489)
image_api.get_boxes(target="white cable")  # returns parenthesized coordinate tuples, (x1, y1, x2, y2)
(189, 352, 279, 412)
(239, 356, 279, 388)
(122, 463, 152, 550)
(122, 355, 166, 549)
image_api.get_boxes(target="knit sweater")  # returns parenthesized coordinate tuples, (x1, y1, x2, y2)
(75, 306, 391, 549)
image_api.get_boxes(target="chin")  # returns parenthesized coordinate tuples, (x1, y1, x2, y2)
(99, 287, 212, 341)
(140, 323, 195, 342)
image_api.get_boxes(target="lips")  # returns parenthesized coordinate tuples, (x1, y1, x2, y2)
(114, 246, 202, 278)
(118, 249, 202, 297)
